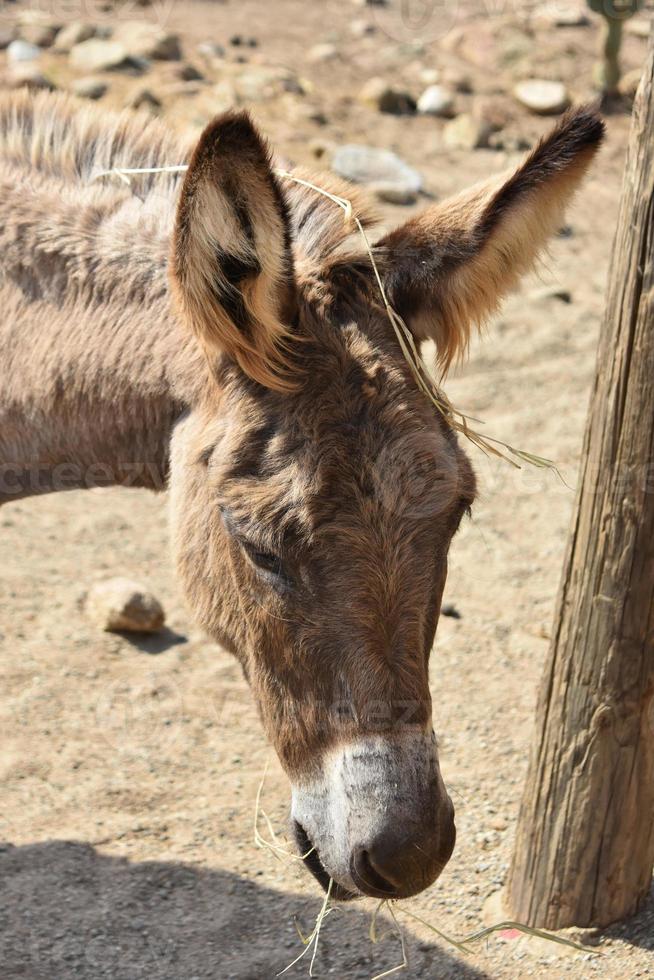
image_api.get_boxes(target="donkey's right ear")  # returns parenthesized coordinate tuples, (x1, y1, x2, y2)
(170, 111, 298, 391)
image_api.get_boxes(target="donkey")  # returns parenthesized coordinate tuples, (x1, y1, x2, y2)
(0, 91, 603, 901)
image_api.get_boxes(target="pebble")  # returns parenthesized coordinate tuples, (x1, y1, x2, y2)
(114, 21, 181, 61)
(443, 113, 492, 150)
(128, 87, 162, 111)
(358, 77, 415, 114)
(0, 28, 15, 50)
(417, 84, 455, 117)
(9, 64, 56, 90)
(7, 40, 42, 63)
(307, 42, 339, 63)
(530, 286, 572, 304)
(69, 40, 134, 73)
(20, 23, 59, 48)
(331, 144, 422, 204)
(71, 76, 108, 100)
(175, 61, 205, 82)
(197, 41, 225, 60)
(350, 19, 376, 38)
(513, 79, 570, 115)
(626, 18, 652, 39)
(84, 578, 165, 634)
(53, 22, 96, 53)
(618, 67, 642, 100)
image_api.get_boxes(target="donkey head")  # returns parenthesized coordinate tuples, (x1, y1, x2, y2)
(169, 109, 603, 900)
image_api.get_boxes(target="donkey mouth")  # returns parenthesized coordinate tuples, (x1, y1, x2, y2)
(293, 821, 358, 903)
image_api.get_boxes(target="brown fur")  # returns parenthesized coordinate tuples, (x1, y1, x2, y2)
(0, 91, 604, 898)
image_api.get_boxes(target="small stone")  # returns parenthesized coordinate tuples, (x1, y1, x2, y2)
(84, 578, 165, 634)
(417, 84, 455, 117)
(70, 40, 134, 73)
(358, 77, 416, 114)
(9, 64, 56, 90)
(420, 68, 440, 85)
(350, 19, 376, 38)
(513, 79, 570, 115)
(128, 87, 162, 111)
(21, 25, 58, 48)
(618, 67, 643, 100)
(197, 41, 225, 60)
(441, 604, 461, 620)
(53, 22, 96, 53)
(7, 40, 42, 63)
(115, 21, 181, 61)
(176, 62, 205, 82)
(536, 6, 589, 27)
(626, 18, 652, 39)
(72, 76, 108, 100)
(331, 144, 422, 204)
(489, 816, 509, 831)
(307, 42, 339, 63)
(0, 28, 16, 50)
(443, 113, 492, 150)
(443, 68, 473, 93)
(309, 137, 335, 159)
(529, 286, 572, 304)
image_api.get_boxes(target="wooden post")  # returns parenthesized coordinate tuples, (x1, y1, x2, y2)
(506, 33, 654, 930)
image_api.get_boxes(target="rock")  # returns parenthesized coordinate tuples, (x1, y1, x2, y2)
(443, 68, 473, 93)
(7, 40, 42, 63)
(115, 21, 181, 60)
(309, 137, 335, 159)
(331, 144, 422, 204)
(513, 79, 570, 115)
(626, 18, 652, 39)
(176, 61, 204, 82)
(443, 113, 492, 150)
(9, 64, 56, 90)
(53, 22, 96, 53)
(70, 39, 135, 73)
(530, 286, 572, 305)
(441, 604, 461, 619)
(128, 86, 162, 111)
(0, 28, 16, 50)
(417, 84, 455, 117)
(420, 68, 440, 85)
(72, 76, 108, 100)
(358, 76, 416, 114)
(17, 9, 60, 47)
(618, 67, 643, 100)
(307, 42, 339, 63)
(350, 19, 376, 38)
(85, 578, 165, 634)
(19, 23, 59, 48)
(535, 6, 589, 27)
(197, 41, 225, 61)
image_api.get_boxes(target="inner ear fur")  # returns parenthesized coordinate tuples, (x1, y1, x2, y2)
(171, 111, 298, 392)
(376, 106, 605, 374)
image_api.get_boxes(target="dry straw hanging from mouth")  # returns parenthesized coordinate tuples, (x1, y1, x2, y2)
(94, 162, 561, 476)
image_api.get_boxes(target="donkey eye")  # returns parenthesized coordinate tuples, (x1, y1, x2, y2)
(248, 548, 280, 573)
(241, 540, 286, 579)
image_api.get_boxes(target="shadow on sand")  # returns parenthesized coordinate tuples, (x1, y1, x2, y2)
(0, 840, 490, 980)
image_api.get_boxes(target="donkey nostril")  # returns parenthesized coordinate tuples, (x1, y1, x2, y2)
(351, 846, 400, 899)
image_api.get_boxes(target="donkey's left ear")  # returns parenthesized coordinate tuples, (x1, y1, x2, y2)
(376, 107, 604, 373)
(171, 111, 297, 391)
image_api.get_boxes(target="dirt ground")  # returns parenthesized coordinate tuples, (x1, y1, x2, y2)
(1, 1, 653, 978)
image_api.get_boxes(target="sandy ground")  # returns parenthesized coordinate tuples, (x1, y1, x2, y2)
(1, 1, 653, 978)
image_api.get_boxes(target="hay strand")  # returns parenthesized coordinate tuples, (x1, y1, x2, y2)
(93, 162, 560, 478)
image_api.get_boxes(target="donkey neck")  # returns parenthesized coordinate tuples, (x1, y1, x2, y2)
(0, 191, 207, 504)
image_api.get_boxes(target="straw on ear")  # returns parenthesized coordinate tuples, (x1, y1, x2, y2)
(376, 106, 605, 373)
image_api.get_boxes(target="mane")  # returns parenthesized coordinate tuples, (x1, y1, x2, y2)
(0, 90, 380, 279)
(0, 88, 191, 196)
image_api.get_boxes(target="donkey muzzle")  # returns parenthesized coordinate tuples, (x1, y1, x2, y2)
(291, 732, 455, 900)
